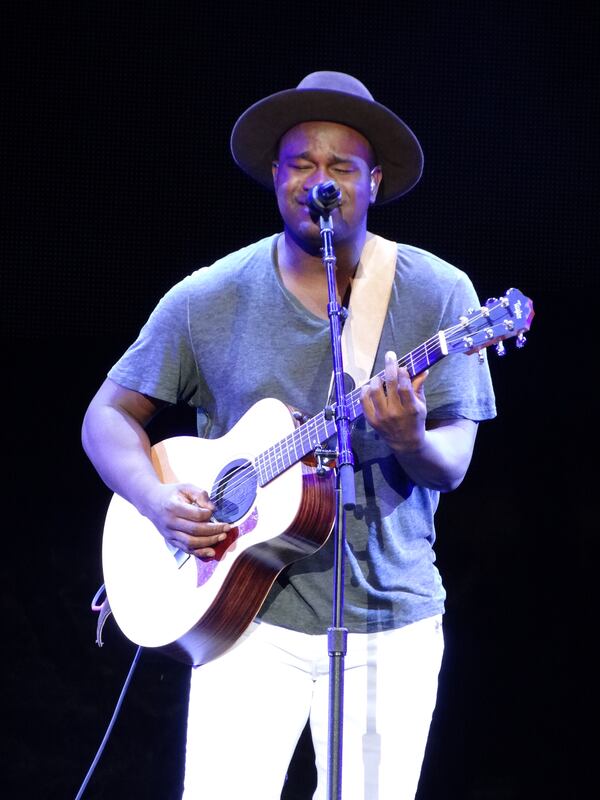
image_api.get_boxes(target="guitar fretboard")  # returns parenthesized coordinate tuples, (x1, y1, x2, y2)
(254, 331, 447, 486)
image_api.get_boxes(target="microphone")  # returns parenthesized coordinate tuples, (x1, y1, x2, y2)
(307, 181, 342, 218)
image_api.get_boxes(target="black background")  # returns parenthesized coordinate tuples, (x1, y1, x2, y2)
(4, 2, 596, 798)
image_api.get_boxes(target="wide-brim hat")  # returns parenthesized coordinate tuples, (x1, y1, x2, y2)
(230, 71, 424, 205)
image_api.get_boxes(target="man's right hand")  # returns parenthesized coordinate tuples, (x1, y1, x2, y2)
(145, 483, 232, 558)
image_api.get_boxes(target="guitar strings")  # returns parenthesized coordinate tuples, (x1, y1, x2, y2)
(205, 305, 500, 507)
(204, 302, 508, 508)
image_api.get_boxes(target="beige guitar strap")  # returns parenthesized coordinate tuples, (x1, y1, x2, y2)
(340, 233, 398, 388)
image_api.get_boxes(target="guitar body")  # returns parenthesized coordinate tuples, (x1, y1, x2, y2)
(102, 397, 336, 666)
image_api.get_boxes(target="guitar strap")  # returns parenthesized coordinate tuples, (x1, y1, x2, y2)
(341, 233, 398, 388)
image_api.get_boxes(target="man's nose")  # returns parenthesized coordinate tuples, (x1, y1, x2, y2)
(304, 167, 329, 190)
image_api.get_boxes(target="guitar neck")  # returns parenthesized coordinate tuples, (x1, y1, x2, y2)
(254, 331, 447, 487)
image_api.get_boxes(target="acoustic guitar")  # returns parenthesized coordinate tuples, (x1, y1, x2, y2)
(101, 288, 534, 665)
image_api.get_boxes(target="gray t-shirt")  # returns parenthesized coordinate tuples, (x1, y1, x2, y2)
(109, 233, 496, 634)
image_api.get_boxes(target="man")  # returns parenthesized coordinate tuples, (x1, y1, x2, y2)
(82, 71, 496, 799)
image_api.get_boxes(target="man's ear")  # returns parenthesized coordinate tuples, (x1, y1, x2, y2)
(369, 166, 382, 203)
(272, 161, 279, 185)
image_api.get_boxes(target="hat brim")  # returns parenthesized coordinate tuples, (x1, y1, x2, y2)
(230, 87, 424, 205)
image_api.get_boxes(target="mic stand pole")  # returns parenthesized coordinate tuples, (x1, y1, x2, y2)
(317, 209, 356, 800)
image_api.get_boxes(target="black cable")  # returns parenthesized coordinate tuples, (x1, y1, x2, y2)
(74, 645, 143, 800)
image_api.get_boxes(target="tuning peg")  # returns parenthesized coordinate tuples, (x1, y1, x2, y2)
(495, 341, 506, 357)
(516, 332, 527, 349)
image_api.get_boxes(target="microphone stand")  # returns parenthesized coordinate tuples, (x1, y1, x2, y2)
(314, 190, 355, 800)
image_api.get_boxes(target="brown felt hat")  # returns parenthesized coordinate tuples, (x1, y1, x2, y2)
(230, 71, 423, 205)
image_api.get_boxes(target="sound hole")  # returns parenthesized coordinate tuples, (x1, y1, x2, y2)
(210, 459, 257, 524)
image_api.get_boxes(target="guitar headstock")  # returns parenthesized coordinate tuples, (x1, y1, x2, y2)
(445, 288, 535, 358)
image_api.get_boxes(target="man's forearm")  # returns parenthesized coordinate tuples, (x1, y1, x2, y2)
(392, 420, 478, 492)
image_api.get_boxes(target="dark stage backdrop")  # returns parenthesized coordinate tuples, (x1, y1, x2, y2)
(4, 2, 596, 799)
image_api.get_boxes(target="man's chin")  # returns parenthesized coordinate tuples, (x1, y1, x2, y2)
(289, 221, 323, 251)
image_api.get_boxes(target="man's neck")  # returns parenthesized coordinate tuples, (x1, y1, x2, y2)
(276, 229, 373, 319)
(279, 228, 371, 279)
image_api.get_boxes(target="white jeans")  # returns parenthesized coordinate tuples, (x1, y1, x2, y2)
(182, 616, 444, 800)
